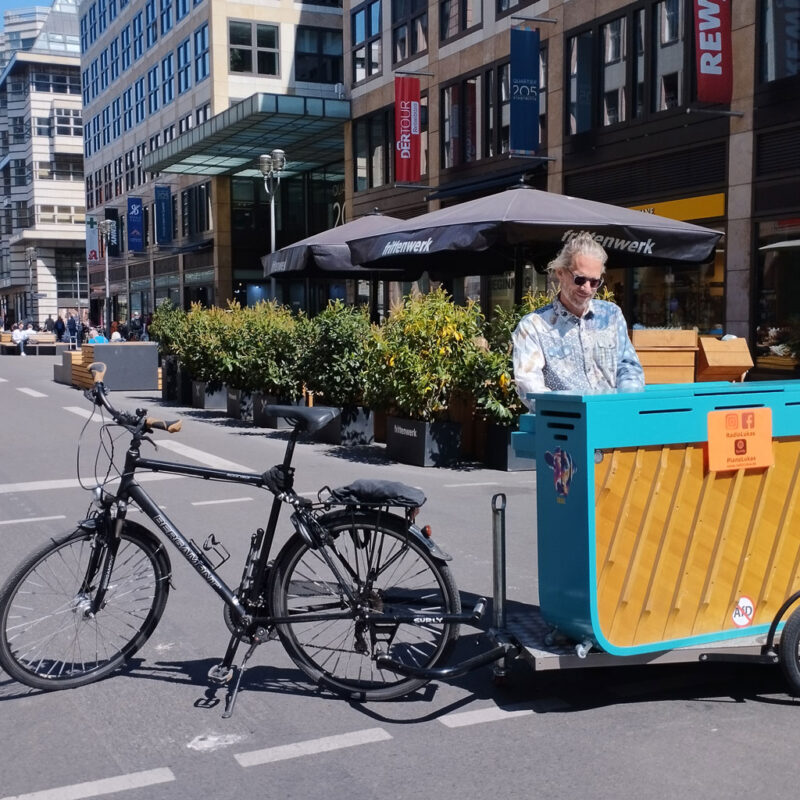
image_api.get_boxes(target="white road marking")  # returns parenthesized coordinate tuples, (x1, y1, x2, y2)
(235, 727, 392, 767)
(442, 481, 501, 488)
(0, 515, 66, 526)
(0, 767, 175, 800)
(187, 733, 246, 752)
(0, 377, 7, 382)
(63, 406, 97, 420)
(156, 440, 252, 472)
(438, 706, 533, 728)
(192, 497, 253, 506)
(62, 407, 253, 471)
(0, 472, 181, 495)
(17, 388, 47, 398)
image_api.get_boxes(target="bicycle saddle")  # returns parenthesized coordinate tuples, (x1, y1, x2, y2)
(262, 405, 339, 433)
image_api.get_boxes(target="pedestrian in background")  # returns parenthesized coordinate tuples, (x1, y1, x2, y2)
(12, 322, 28, 356)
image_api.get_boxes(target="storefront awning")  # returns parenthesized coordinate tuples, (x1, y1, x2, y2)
(142, 92, 350, 177)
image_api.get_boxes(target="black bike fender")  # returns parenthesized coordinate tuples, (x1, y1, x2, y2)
(77, 518, 173, 575)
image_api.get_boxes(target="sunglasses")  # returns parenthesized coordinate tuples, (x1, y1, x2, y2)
(571, 274, 604, 289)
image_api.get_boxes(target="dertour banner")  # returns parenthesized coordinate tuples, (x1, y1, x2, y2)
(394, 76, 421, 183)
(694, 0, 732, 104)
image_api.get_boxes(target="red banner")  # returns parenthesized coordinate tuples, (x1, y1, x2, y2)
(395, 76, 421, 183)
(694, 0, 732, 104)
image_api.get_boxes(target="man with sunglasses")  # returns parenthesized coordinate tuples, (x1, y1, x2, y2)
(512, 232, 644, 408)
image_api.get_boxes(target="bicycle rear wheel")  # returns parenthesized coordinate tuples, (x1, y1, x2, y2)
(0, 524, 170, 691)
(269, 510, 460, 701)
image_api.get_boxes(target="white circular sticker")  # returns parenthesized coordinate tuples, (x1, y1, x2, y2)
(732, 595, 755, 628)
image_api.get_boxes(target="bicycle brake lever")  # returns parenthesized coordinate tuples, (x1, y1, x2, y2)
(142, 435, 158, 450)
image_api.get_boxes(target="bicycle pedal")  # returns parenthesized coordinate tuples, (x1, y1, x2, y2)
(207, 664, 234, 684)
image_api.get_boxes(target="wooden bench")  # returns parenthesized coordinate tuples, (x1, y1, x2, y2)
(0, 331, 69, 356)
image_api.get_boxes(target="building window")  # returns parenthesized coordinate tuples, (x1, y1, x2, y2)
(160, 0, 173, 35)
(146, 0, 158, 48)
(112, 97, 121, 138)
(90, 59, 99, 99)
(352, 0, 381, 83)
(653, 0, 682, 111)
(110, 37, 120, 81)
(177, 0, 189, 21)
(441, 77, 479, 168)
(177, 38, 192, 93)
(55, 107, 81, 138)
(121, 25, 131, 70)
(100, 49, 109, 91)
(194, 23, 210, 82)
(352, 106, 420, 190)
(98, 0, 107, 32)
(295, 26, 342, 83)
(602, 17, 626, 126)
(135, 76, 146, 123)
(228, 20, 279, 76)
(761, 0, 800, 82)
(133, 12, 144, 60)
(36, 117, 51, 136)
(148, 66, 160, 113)
(392, 0, 427, 63)
(162, 54, 174, 104)
(439, 0, 481, 42)
(123, 87, 133, 130)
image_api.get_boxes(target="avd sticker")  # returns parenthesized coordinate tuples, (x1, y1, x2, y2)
(732, 596, 755, 628)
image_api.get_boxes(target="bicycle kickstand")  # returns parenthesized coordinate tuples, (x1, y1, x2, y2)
(221, 628, 267, 719)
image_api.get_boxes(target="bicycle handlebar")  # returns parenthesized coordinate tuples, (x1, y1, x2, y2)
(87, 361, 182, 435)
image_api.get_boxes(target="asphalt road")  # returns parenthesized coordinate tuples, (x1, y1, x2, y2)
(1, 354, 799, 800)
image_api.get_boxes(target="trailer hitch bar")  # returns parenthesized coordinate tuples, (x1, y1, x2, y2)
(376, 639, 519, 681)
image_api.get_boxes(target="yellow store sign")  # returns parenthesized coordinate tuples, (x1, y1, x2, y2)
(629, 193, 726, 222)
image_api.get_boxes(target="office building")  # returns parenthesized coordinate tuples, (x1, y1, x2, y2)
(0, 0, 83, 327)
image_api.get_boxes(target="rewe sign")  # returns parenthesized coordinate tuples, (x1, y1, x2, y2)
(694, 0, 732, 104)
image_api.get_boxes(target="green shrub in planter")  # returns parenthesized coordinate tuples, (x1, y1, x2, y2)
(177, 303, 229, 389)
(248, 301, 308, 402)
(301, 300, 375, 406)
(366, 288, 484, 422)
(148, 299, 188, 357)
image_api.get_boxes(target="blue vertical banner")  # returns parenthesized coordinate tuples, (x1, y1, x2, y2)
(105, 208, 120, 257)
(510, 25, 540, 156)
(154, 185, 173, 244)
(128, 197, 144, 252)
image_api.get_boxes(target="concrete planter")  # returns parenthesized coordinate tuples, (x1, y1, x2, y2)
(191, 380, 227, 410)
(385, 417, 461, 467)
(484, 423, 535, 472)
(313, 406, 374, 446)
(252, 393, 303, 429)
(226, 388, 254, 421)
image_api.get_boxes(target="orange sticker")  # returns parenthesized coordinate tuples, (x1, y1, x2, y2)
(707, 408, 773, 471)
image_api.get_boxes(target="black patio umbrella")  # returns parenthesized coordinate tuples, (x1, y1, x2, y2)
(347, 186, 723, 277)
(262, 211, 404, 279)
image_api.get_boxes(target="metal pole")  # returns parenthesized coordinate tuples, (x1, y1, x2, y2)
(491, 492, 508, 680)
(269, 188, 277, 300)
(75, 262, 80, 323)
(104, 240, 111, 334)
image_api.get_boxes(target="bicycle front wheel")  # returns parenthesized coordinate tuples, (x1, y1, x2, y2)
(269, 510, 460, 701)
(0, 525, 170, 691)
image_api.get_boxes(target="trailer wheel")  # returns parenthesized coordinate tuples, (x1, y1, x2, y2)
(778, 607, 800, 696)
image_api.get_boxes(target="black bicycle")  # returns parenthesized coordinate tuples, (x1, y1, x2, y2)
(0, 363, 481, 714)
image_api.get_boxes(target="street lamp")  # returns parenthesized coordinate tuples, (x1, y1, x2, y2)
(259, 149, 287, 299)
(97, 219, 114, 334)
(25, 246, 37, 326)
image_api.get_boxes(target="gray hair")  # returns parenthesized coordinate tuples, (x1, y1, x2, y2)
(547, 232, 608, 275)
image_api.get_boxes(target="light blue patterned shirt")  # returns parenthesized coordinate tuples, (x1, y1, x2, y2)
(512, 296, 644, 408)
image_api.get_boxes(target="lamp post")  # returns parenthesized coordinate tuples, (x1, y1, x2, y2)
(259, 149, 286, 300)
(97, 219, 114, 334)
(25, 246, 37, 326)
